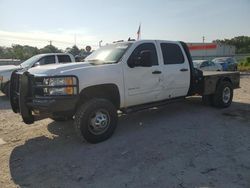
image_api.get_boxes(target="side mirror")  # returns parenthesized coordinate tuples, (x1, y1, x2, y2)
(34, 62, 40, 67)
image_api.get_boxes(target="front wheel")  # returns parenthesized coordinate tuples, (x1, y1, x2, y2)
(212, 81, 233, 108)
(74, 98, 118, 143)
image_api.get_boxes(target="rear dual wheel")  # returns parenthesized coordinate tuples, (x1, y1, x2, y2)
(202, 81, 233, 108)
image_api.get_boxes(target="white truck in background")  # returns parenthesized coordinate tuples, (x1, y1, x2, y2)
(10, 40, 240, 143)
(0, 53, 75, 96)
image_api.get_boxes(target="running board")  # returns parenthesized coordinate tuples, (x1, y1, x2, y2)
(121, 97, 185, 114)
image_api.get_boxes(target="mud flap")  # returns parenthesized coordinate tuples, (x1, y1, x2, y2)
(19, 72, 34, 124)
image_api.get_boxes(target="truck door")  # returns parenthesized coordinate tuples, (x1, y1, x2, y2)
(158, 42, 190, 99)
(122, 42, 163, 107)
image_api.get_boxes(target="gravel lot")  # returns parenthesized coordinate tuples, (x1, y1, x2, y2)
(0, 76, 250, 188)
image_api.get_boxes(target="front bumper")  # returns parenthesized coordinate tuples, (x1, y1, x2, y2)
(10, 71, 79, 124)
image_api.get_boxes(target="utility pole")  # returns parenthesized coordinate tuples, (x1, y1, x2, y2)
(99, 40, 103, 47)
(49, 40, 52, 46)
(202, 36, 206, 59)
(74, 34, 76, 46)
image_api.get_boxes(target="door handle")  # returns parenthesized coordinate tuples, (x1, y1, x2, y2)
(152, 70, 162, 74)
(180, 68, 188, 72)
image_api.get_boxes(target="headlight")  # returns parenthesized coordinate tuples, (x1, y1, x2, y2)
(43, 77, 77, 95)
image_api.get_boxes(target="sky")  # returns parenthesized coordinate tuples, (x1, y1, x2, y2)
(0, 0, 250, 50)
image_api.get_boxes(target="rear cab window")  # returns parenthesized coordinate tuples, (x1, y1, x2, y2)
(57, 55, 72, 63)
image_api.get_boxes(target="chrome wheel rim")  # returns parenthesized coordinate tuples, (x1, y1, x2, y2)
(88, 109, 110, 135)
(222, 87, 231, 103)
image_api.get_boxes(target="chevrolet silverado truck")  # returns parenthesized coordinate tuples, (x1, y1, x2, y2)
(10, 40, 240, 143)
(0, 53, 75, 97)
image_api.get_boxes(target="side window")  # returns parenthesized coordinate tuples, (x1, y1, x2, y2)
(201, 61, 209, 67)
(39, 55, 56, 65)
(58, 55, 71, 63)
(210, 61, 215, 66)
(161, 43, 184, 64)
(128, 43, 158, 66)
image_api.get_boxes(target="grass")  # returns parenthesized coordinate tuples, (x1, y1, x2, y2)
(238, 57, 250, 72)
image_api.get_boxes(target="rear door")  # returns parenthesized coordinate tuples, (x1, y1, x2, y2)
(122, 41, 164, 107)
(157, 41, 190, 99)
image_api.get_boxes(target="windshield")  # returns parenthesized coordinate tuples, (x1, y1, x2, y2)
(85, 43, 132, 65)
(20, 54, 43, 68)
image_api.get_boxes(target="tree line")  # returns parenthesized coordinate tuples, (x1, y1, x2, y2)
(0, 44, 87, 60)
(1, 36, 250, 60)
(213, 36, 250, 54)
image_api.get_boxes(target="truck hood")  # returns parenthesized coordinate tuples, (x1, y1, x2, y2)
(28, 62, 92, 75)
(0, 65, 20, 73)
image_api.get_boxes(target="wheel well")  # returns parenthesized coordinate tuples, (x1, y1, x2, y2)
(222, 77, 232, 84)
(77, 84, 120, 109)
(216, 77, 232, 89)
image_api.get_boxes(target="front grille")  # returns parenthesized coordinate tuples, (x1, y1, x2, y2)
(10, 71, 22, 113)
(33, 77, 45, 97)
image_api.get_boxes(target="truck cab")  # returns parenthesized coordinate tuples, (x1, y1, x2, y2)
(10, 40, 240, 143)
(0, 53, 75, 96)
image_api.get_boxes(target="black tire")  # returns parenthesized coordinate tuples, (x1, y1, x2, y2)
(51, 116, 73, 122)
(212, 81, 233, 108)
(202, 94, 213, 105)
(74, 98, 118, 143)
(3, 82, 10, 97)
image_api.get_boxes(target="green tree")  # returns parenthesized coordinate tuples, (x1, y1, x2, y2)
(0, 46, 10, 59)
(39, 45, 62, 54)
(213, 36, 250, 54)
(66, 45, 80, 56)
(11, 44, 39, 60)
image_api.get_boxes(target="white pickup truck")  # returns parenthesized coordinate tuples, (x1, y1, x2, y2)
(10, 40, 240, 143)
(0, 53, 75, 96)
